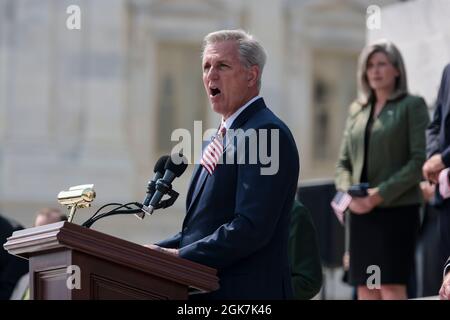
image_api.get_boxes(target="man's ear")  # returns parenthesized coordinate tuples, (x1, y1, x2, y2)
(247, 65, 259, 87)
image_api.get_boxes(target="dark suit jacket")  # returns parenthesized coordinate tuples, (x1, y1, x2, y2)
(0, 215, 28, 299)
(157, 98, 300, 299)
(427, 64, 450, 167)
(427, 65, 450, 212)
(445, 258, 450, 276)
(289, 199, 322, 300)
(427, 64, 450, 276)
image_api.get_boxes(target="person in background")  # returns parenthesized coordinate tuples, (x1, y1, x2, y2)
(0, 214, 28, 299)
(439, 168, 450, 300)
(289, 199, 322, 299)
(9, 208, 67, 300)
(335, 40, 429, 300)
(421, 63, 450, 300)
(34, 207, 67, 227)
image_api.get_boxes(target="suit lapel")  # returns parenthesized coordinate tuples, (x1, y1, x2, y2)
(186, 97, 267, 216)
(186, 163, 202, 209)
(229, 97, 266, 130)
(187, 165, 208, 213)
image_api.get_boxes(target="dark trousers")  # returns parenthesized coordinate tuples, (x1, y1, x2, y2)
(439, 202, 450, 265)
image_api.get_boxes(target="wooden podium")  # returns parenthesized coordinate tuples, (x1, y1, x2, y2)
(3, 221, 219, 300)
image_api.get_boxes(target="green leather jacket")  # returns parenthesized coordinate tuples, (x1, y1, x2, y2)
(335, 94, 430, 207)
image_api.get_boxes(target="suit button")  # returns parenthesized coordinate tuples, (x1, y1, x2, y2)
(183, 227, 188, 233)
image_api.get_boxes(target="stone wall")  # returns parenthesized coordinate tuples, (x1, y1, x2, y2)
(0, 0, 370, 245)
(368, 0, 450, 107)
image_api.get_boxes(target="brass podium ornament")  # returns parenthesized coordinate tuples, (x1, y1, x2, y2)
(58, 184, 96, 223)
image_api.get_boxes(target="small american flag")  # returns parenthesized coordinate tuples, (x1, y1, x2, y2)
(330, 191, 352, 225)
(200, 126, 226, 175)
(439, 168, 450, 199)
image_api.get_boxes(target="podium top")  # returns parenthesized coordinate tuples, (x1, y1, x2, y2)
(4, 221, 219, 293)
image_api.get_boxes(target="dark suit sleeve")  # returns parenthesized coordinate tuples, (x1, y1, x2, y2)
(155, 232, 182, 249)
(0, 254, 28, 300)
(289, 200, 323, 300)
(178, 125, 299, 270)
(427, 64, 450, 166)
(444, 257, 450, 277)
(0, 219, 28, 300)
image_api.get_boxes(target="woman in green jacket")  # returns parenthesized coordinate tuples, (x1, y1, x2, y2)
(335, 40, 429, 300)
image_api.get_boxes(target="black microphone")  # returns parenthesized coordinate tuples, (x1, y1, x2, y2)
(135, 155, 169, 220)
(143, 154, 188, 215)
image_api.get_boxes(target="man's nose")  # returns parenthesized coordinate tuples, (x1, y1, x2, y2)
(206, 67, 219, 80)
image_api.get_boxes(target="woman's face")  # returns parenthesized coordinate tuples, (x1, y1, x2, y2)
(366, 51, 399, 93)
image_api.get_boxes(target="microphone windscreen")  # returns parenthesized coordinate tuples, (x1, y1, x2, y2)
(154, 155, 170, 174)
(165, 153, 188, 177)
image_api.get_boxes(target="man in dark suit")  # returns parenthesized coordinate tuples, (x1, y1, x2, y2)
(441, 241, 450, 300)
(147, 29, 299, 299)
(422, 64, 450, 299)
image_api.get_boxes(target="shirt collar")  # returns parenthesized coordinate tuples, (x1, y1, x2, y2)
(221, 95, 262, 130)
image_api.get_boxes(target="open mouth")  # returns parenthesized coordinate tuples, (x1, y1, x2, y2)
(210, 87, 221, 97)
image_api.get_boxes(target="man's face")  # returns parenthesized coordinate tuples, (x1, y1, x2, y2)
(202, 40, 258, 119)
(34, 212, 63, 227)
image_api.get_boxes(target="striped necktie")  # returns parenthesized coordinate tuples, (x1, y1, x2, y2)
(200, 125, 226, 175)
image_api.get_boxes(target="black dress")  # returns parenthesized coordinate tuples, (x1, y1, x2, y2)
(348, 107, 420, 286)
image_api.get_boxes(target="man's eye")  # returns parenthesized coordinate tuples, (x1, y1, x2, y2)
(220, 64, 229, 69)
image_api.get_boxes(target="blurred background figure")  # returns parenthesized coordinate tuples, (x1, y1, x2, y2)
(33, 207, 67, 227)
(289, 199, 323, 300)
(9, 208, 67, 300)
(423, 64, 450, 265)
(0, 214, 28, 300)
(335, 40, 429, 300)
(421, 63, 450, 300)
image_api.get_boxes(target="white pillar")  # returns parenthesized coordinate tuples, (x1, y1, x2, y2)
(288, 25, 313, 182)
(126, 6, 159, 198)
(367, 0, 450, 106)
(6, 0, 54, 146)
(246, 0, 284, 116)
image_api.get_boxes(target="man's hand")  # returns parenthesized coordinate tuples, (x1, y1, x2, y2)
(439, 272, 450, 300)
(423, 154, 445, 184)
(144, 244, 179, 257)
(420, 181, 436, 203)
(349, 188, 383, 214)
